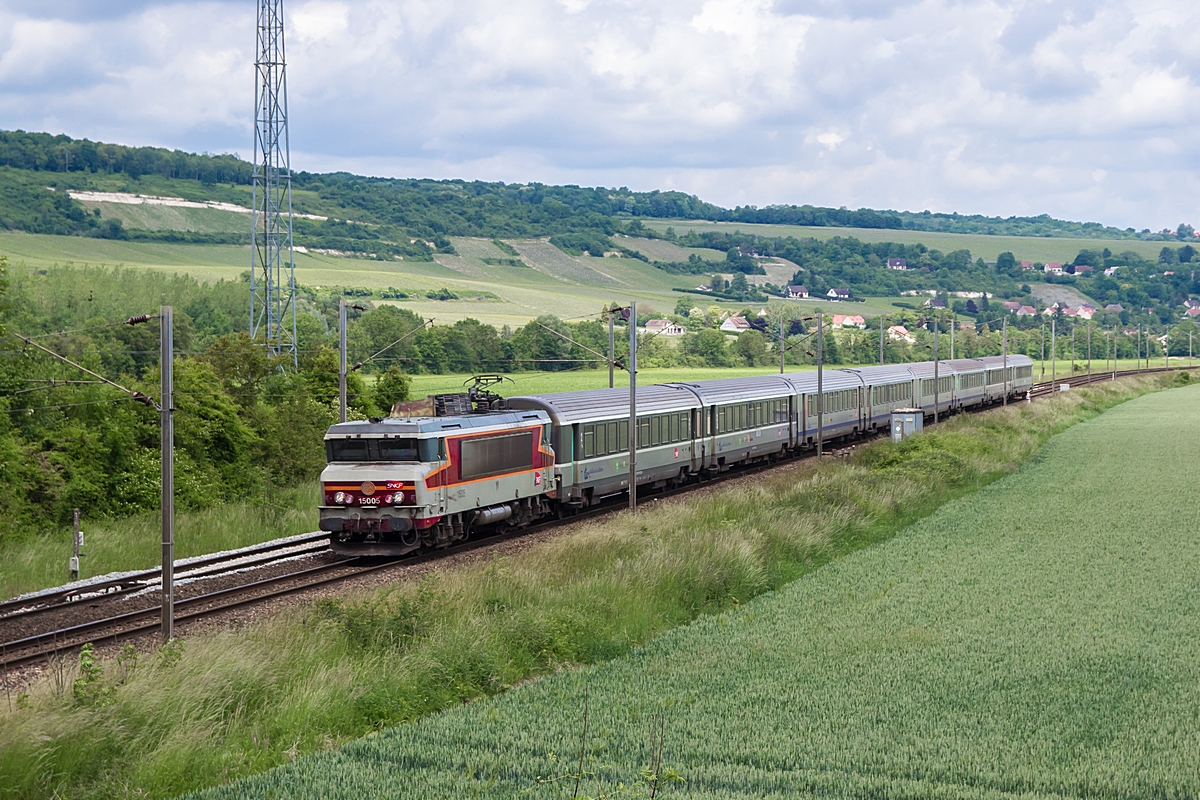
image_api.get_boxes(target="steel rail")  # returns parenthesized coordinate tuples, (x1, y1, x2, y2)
(0, 531, 332, 618)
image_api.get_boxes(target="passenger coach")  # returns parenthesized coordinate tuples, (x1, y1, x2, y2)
(320, 354, 1034, 551)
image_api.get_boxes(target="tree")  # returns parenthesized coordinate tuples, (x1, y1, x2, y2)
(996, 251, 1017, 275)
(373, 366, 412, 413)
(732, 330, 767, 365)
(1177, 223, 1194, 240)
(729, 273, 750, 296)
(682, 328, 731, 366)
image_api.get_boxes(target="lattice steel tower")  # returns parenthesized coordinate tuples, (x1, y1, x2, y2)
(250, 0, 297, 364)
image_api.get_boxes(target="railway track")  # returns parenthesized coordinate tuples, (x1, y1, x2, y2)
(1029, 363, 1195, 398)
(0, 531, 333, 624)
(5, 362, 1193, 674)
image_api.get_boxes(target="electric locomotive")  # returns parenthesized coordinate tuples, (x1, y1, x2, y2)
(319, 391, 556, 556)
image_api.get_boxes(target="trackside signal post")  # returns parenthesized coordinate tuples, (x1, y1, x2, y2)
(339, 298, 347, 423)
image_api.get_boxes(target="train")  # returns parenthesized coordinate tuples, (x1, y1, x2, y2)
(319, 355, 1034, 556)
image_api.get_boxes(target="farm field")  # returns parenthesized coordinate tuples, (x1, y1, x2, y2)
(194, 378, 1200, 799)
(644, 218, 1170, 264)
(0, 231, 916, 326)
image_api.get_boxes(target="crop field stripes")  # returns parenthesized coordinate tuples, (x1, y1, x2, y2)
(4, 364, 1191, 675)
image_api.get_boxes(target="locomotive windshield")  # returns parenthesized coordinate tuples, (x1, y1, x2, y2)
(326, 438, 435, 462)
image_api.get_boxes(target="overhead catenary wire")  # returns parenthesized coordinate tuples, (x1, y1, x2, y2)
(0, 397, 133, 414)
(349, 319, 434, 372)
(21, 315, 155, 340)
(11, 332, 160, 410)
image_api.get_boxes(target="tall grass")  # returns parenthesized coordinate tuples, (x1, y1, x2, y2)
(0, 484, 318, 599)
(0, 375, 1174, 799)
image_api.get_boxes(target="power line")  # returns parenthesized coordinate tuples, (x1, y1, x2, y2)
(21, 315, 156, 339)
(10, 332, 159, 410)
(1, 397, 132, 414)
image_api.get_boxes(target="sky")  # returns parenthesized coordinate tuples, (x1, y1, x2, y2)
(0, 0, 1198, 231)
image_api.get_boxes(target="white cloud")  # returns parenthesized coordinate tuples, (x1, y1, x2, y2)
(0, 0, 1198, 229)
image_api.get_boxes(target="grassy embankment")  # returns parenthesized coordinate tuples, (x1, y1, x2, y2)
(198, 373, 1200, 799)
(0, 372, 1182, 799)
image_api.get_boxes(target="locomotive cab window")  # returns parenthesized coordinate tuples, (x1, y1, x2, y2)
(327, 438, 435, 463)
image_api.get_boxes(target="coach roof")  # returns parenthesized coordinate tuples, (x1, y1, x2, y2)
(507, 384, 701, 425)
(666, 375, 794, 405)
(325, 410, 549, 439)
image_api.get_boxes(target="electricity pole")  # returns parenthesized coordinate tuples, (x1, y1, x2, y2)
(1087, 323, 1091, 383)
(338, 298, 347, 423)
(160, 306, 175, 643)
(1051, 319, 1056, 389)
(879, 314, 885, 365)
(816, 312, 824, 458)
(934, 315, 940, 423)
(1071, 326, 1075, 375)
(1040, 322, 1045, 380)
(608, 309, 616, 389)
(1002, 317, 1008, 407)
(950, 313, 955, 360)
(628, 302, 637, 511)
(779, 315, 785, 374)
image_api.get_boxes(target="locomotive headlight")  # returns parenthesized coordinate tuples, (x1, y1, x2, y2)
(333, 491, 345, 504)
(394, 492, 405, 504)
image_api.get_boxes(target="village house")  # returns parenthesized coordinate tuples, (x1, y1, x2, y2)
(1044, 262, 1064, 275)
(831, 314, 867, 329)
(1184, 299, 1200, 309)
(887, 325, 915, 343)
(1021, 260, 1036, 270)
(1185, 307, 1200, 319)
(1017, 305, 1037, 317)
(827, 288, 850, 301)
(695, 284, 711, 292)
(1105, 304, 1124, 313)
(924, 297, 947, 309)
(1103, 266, 1119, 277)
(887, 257, 907, 270)
(644, 319, 687, 336)
(786, 285, 808, 299)
(1076, 306, 1095, 320)
(1001, 301, 1021, 312)
(719, 316, 752, 333)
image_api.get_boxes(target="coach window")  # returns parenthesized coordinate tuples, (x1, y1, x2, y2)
(582, 425, 595, 458)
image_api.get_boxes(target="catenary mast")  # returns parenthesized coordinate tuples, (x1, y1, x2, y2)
(250, 0, 298, 365)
